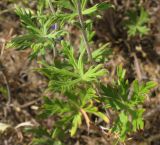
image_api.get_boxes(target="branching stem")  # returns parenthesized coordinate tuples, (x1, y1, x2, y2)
(77, 0, 93, 63)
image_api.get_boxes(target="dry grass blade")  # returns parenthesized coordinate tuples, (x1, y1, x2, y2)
(80, 108, 91, 131)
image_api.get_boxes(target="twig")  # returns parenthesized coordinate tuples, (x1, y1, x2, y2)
(133, 53, 142, 82)
(128, 83, 134, 100)
(0, 8, 14, 15)
(19, 97, 42, 108)
(77, 0, 93, 63)
(0, 38, 6, 58)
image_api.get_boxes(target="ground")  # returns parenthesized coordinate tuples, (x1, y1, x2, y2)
(0, 0, 160, 145)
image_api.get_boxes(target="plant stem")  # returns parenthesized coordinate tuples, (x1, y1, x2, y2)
(48, 0, 55, 13)
(77, 0, 93, 63)
(48, 0, 57, 60)
(49, 0, 59, 30)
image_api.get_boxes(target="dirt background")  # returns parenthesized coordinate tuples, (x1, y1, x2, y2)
(0, 0, 160, 145)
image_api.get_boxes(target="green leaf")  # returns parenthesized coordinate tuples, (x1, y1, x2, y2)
(138, 7, 149, 25)
(125, 7, 150, 37)
(70, 113, 82, 136)
(81, 88, 97, 106)
(82, 2, 113, 15)
(92, 43, 111, 62)
(93, 112, 110, 123)
(15, 6, 35, 28)
(62, 41, 78, 70)
(145, 81, 157, 90)
(131, 109, 145, 132)
(137, 26, 149, 36)
(77, 45, 85, 75)
(82, 64, 107, 82)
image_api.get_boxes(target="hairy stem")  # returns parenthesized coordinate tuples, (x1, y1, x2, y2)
(77, 0, 93, 63)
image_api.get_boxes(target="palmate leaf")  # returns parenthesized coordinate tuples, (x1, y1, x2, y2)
(125, 7, 150, 37)
(101, 66, 157, 141)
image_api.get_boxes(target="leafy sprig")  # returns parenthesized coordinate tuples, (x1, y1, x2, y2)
(8, 0, 156, 144)
(125, 7, 150, 37)
(38, 41, 106, 92)
(101, 66, 157, 141)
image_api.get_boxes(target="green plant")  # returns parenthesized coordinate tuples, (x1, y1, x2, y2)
(101, 66, 156, 141)
(8, 0, 156, 144)
(125, 7, 150, 37)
